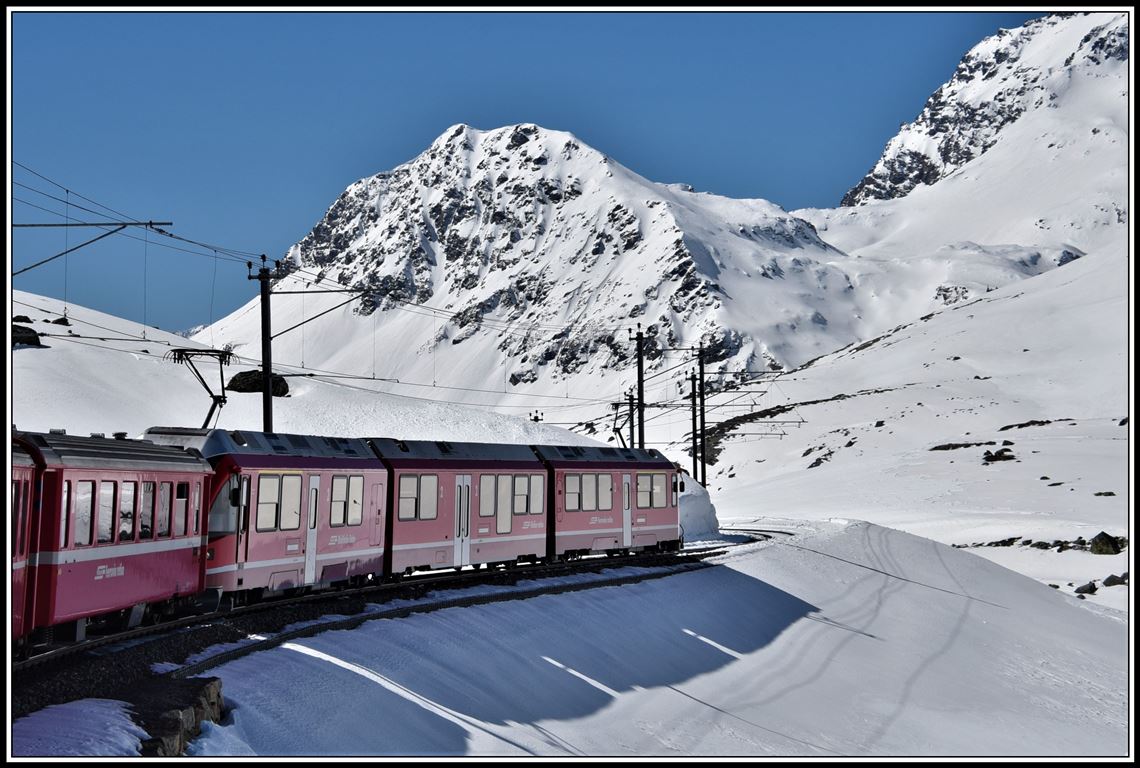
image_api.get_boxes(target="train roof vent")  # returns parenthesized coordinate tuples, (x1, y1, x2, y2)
(288, 434, 311, 450)
(90, 432, 105, 439)
(113, 432, 128, 440)
(436, 441, 454, 454)
(49, 428, 66, 435)
(600, 447, 618, 456)
(621, 449, 637, 461)
(557, 446, 577, 459)
(229, 431, 247, 446)
(265, 434, 289, 453)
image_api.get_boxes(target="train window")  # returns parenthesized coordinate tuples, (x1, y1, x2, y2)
(398, 475, 418, 520)
(60, 480, 71, 548)
(208, 477, 237, 534)
(652, 473, 667, 508)
(636, 474, 651, 509)
(308, 486, 318, 530)
(174, 482, 190, 537)
(13, 481, 23, 555)
(280, 476, 302, 531)
(496, 475, 512, 533)
(140, 482, 156, 539)
(74, 481, 95, 547)
(419, 475, 438, 521)
(257, 475, 280, 531)
(566, 474, 580, 512)
(330, 476, 348, 527)
(671, 474, 678, 507)
(347, 475, 364, 526)
(529, 474, 544, 515)
(582, 474, 597, 512)
(18, 481, 29, 556)
(479, 475, 495, 517)
(623, 478, 630, 510)
(157, 482, 173, 538)
(513, 475, 529, 515)
(98, 482, 116, 544)
(119, 482, 137, 542)
(194, 482, 202, 535)
(598, 474, 613, 511)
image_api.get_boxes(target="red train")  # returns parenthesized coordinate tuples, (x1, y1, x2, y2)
(11, 426, 683, 650)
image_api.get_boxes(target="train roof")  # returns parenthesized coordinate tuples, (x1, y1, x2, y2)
(146, 427, 378, 462)
(12, 440, 36, 467)
(14, 430, 212, 472)
(529, 443, 674, 467)
(367, 438, 544, 464)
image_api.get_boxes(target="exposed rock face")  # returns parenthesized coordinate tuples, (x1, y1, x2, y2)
(282, 122, 863, 378)
(842, 13, 1129, 206)
(12, 324, 43, 347)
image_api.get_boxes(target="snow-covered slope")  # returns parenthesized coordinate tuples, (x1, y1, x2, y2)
(10, 291, 591, 447)
(713, 10, 1130, 606)
(707, 246, 1130, 609)
(14, 520, 1129, 756)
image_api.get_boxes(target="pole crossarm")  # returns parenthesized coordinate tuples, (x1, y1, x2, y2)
(14, 225, 125, 276)
(14, 221, 172, 228)
(13, 220, 174, 277)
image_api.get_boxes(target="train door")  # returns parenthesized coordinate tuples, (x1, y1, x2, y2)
(369, 481, 384, 547)
(621, 474, 632, 548)
(236, 473, 252, 565)
(453, 475, 471, 566)
(305, 475, 320, 584)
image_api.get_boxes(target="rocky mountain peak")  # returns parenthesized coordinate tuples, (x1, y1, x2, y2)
(841, 12, 1128, 207)
(282, 121, 857, 382)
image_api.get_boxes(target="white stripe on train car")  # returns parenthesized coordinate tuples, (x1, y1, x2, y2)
(205, 555, 307, 575)
(555, 527, 624, 537)
(391, 539, 454, 552)
(631, 523, 681, 532)
(32, 536, 203, 565)
(467, 532, 546, 545)
(315, 547, 385, 562)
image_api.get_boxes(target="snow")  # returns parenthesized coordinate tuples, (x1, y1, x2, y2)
(15, 521, 1126, 756)
(11, 699, 150, 757)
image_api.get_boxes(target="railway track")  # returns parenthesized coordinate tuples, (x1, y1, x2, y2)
(14, 545, 728, 679)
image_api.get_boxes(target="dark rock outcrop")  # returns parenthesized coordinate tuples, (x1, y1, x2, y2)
(227, 370, 290, 397)
(1089, 531, 1121, 555)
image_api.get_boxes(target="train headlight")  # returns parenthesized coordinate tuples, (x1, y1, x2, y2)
(206, 548, 215, 561)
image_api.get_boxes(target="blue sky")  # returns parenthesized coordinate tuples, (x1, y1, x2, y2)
(10, 10, 1042, 332)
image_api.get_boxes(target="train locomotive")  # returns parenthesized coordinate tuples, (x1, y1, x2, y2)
(11, 426, 683, 650)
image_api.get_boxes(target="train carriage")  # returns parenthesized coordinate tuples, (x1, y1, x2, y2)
(12, 441, 37, 641)
(147, 428, 389, 600)
(367, 439, 549, 575)
(531, 444, 683, 559)
(15, 430, 214, 642)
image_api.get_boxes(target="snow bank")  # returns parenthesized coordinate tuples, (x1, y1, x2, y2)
(679, 478, 720, 540)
